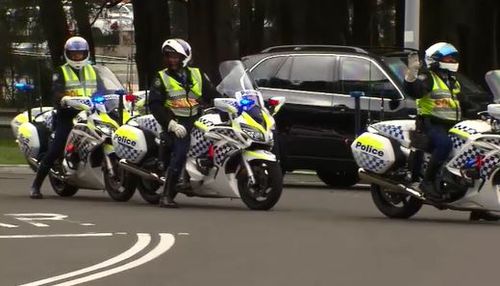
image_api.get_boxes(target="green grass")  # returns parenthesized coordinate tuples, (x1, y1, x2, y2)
(0, 138, 26, 164)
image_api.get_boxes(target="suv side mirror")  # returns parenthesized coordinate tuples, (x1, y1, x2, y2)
(389, 98, 401, 110)
(214, 98, 238, 115)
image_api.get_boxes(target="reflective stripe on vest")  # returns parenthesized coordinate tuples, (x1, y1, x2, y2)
(60, 64, 97, 97)
(159, 67, 203, 117)
(416, 71, 461, 121)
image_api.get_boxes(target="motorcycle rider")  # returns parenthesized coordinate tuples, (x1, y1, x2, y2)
(148, 38, 221, 208)
(405, 42, 500, 220)
(30, 36, 98, 199)
(405, 42, 460, 198)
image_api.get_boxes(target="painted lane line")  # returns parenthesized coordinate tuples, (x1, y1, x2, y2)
(0, 233, 114, 239)
(0, 223, 18, 228)
(79, 223, 95, 226)
(18, 233, 151, 286)
(52, 233, 175, 286)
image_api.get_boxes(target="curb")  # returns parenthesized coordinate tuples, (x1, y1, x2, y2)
(0, 164, 32, 175)
(0, 165, 318, 176)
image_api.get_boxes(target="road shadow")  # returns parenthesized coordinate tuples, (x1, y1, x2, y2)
(357, 215, 500, 227)
(284, 183, 370, 191)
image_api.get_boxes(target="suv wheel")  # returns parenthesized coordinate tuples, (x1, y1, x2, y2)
(316, 169, 359, 188)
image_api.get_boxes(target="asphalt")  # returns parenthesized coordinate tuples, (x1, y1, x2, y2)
(1, 172, 499, 286)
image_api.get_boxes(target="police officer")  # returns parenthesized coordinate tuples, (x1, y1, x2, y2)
(148, 38, 221, 208)
(30, 36, 97, 199)
(405, 42, 461, 198)
(405, 42, 500, 220)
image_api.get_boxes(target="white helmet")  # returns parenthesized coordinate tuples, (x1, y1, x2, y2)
(425, 42, 459, 73)
(161, 38, 192, 67)
(64, 36, 90, 70)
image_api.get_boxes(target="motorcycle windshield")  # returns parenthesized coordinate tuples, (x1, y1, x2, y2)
(216, 60, 256, 98)
(93, 65, 125, 95)
(91, 65, 125, 112)
(485, 70, 500, 103)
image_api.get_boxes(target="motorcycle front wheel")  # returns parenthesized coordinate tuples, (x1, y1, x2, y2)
(371, 184, 422, 219)
(238, 160, 283, 210)
(137, 178, 161, 204)
(49, 165, 79, 197)
(103, 157, 137, 202)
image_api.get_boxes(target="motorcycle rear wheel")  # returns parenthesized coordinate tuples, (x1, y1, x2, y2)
(238, 160, 283, 211)
(371, 184, 422, 219)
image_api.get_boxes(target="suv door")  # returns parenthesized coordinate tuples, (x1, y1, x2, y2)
(250, 54, 354, 171)
(336, 56, 412, 132)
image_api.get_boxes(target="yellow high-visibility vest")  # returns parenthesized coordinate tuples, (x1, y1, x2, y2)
(60, 63, 97, 97)
(417, 71, 461, 121)
(158, 67, 202, 117)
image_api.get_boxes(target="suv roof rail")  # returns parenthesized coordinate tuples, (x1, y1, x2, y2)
(260, 45, 369, 54)
(360, 46, 419, 55)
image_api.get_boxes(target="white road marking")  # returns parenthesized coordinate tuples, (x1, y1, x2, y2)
(5, 213, 68, 227)
(79, 223, 95, 226)
(0, 223, 18, 228)
(51, 233, 175, 286)
(0, 233, 114, 239)
(178, 232, 190, 236)
(19, 233, 151, 286)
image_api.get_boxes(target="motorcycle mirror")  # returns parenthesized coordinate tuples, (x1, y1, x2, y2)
(389, 98, 401, 110)
(267, 96, 286, 116)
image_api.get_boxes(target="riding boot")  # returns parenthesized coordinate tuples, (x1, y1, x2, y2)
(159, 169, 180, 208)
(470, 211, 500, 221)
(30, 164, 50, 199)
(419, 157, 442, 199)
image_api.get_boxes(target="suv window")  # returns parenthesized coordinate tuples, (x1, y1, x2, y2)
(268, 56, 293, 89)
(340, 57, 399, 98)
(250, 57, 285, 87)
(288, 56, 335, 93)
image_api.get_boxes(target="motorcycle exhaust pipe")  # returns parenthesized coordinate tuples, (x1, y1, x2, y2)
(358, 169, 424, 200)
(118, 159, 165, 183)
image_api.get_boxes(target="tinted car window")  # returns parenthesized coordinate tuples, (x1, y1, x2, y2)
(340, 57, 399, 98)
(287, 56, 335, 93)
(268, 56, 293, 89)
(250, 57, 285, 87)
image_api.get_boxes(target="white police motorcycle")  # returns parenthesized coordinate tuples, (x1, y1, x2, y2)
(12, 65, 135, 201)
(351, 70, 500, 219)
(112, 60, 286, 210)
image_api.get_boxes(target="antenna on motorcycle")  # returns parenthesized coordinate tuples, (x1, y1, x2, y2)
(36, 59, 43, 113)
(350, 91, 365, 137)
(117, 89, 124, 126)
(14, 79, 35, 123)
(145, 75, 149, 114)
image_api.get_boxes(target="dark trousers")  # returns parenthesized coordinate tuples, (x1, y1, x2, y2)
(166, 119, 195, 177)
(422, 118, 453, 162)
(32, 115, 73, 189)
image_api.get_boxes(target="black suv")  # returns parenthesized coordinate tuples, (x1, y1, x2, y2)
(242, 45, 492, 187)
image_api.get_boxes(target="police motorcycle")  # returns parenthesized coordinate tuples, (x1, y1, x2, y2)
(112, 60, 286, 210)
(350, 70, 500, 219)
(13, 65, 136, 201)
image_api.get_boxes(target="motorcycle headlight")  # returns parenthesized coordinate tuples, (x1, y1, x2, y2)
(241, 126, 265, 142)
